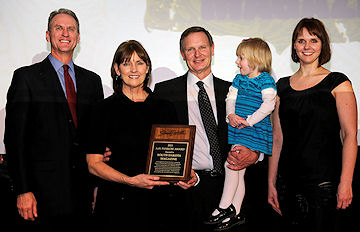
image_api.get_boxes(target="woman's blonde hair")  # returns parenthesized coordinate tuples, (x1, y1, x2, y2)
(236, 38, 272, 73)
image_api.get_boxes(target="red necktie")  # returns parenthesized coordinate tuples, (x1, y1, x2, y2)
(63, 65, 77, 128)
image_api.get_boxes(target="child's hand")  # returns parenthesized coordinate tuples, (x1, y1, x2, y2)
(228, 113, 249, 129)
(228, 113, 240, 127)
(237, 117, 250, 129)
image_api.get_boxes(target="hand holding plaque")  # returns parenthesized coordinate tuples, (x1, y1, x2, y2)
(146, 124, 196, 182)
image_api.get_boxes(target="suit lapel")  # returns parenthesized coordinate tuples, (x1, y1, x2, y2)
(213, 76, 226, 125)
(178, 74, 189, 124)
(40, 58, 68, 102)
(41, 57, 76, 131)
(73, 65, 83, 124)
(74, 64, 92, 129)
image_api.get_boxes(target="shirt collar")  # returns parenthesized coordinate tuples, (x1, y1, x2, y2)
(48, 54, 75, 72)
(187, 71, 214, 90)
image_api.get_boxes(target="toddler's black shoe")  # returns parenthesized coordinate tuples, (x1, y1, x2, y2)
(214, 213, 246, 231)
(203, 204, 236, 225)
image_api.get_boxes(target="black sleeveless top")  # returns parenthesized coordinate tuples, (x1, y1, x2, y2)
(277, 72, 349, 184)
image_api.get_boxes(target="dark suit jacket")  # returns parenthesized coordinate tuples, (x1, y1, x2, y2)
(4, 56, 104, 217)
(153, 73, 231, 165)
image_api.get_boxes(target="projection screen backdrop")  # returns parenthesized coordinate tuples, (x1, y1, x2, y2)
(0, 0, 360, 153)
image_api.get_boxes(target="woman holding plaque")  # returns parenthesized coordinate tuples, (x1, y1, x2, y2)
(268, 18, 358, 231)
(85, 40, 181, 229)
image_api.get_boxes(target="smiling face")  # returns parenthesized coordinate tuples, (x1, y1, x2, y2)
(180, 32, 214, 80)
(46, 13, 80, 61)
(114, 51, 149, 91)
(294, 27, 322, 66)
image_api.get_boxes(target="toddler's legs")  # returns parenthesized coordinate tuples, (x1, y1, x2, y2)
(218, 161, 239, 210)
(232, 168, 246, 214)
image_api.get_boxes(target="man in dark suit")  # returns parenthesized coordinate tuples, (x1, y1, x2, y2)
(4, 8, 103, 225)
(154, 26, 260, 231)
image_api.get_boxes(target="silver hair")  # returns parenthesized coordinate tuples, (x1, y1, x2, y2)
(47, 8, 79, 33)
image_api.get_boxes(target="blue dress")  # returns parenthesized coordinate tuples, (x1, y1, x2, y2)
(228, 72, 276, 154)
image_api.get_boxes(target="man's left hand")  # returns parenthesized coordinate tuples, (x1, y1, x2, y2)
(226, 145, 259, 170)
(175, 169, 197, 189)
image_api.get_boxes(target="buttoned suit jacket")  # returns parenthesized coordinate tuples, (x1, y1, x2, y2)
(153, 73, 231, 166)
(4, 56, 104, 217)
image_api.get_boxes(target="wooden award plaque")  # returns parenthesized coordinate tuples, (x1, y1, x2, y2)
(145, 124, 196, 182)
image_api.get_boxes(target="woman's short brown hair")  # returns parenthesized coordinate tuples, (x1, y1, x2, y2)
(236, 38, 272, 74)
(291, 17, 331, 66)
(111, 40, 152, 93)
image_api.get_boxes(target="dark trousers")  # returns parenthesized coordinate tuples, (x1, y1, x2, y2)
(275, 178, 360, 232)
(273, 147, 360, 232)
(188, 171, 225, 232)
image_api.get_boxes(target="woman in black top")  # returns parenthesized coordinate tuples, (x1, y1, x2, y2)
(268, 18, 357, 231)
(85, 40, 181, 229)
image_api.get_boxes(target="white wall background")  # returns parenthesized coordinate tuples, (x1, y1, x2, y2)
(1, 0, 360, 153)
